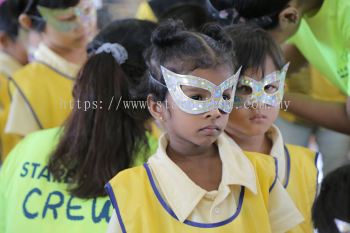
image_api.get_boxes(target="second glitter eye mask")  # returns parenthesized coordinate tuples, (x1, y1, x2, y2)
(161, 66, 241, 115)
(234, 63, 289, 107)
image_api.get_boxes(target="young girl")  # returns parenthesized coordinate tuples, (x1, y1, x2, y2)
(105, 20, 303, 233)
(4, 0, 97, 141)
(0, 19, 158, 233)
(224, 24, 319, 233)
(0, 0, 28, 160)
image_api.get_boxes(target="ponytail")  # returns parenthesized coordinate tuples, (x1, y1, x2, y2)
(48, 19, 157, 198)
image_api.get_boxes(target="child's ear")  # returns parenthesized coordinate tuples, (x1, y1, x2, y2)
(19, 14, 33, 30)
(147, 94, 165, 122)
(279, 7, 300, 26)
(0, 32, 9, 49)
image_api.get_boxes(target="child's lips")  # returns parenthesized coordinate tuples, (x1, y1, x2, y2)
(199, 125, 221, 135)
(249, 114, 267, 122)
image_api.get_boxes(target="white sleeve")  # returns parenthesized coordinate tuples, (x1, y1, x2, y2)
(5, 90, 40, 136)
(269, 180, 304, 233)
(106, 211, 123, 233)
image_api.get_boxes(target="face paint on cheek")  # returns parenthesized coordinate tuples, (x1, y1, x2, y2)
(37, 6, 80, 32)
(37, 1, 96, 33)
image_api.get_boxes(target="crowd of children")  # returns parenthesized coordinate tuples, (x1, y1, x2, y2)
(0, 0, 349, 233)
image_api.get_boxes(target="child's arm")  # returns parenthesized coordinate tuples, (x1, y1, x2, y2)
(283, 92, 350, 134)
(268, 180, 304, 233)
(106, 212, 123, 233)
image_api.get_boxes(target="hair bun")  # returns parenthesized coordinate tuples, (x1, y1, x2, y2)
(201, 23, 232, 49)
(151, 19, 186, 48)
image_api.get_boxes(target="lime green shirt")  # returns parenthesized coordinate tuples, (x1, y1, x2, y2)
(289, 0, 350, 95)
(0, 127, 157, 233)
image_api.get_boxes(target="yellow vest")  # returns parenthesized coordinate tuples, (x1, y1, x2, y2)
(10, 62, 74, 129)
(106, 154, 277, 233)
(283, 144, 319, 233)
(0, 74, 21, 160)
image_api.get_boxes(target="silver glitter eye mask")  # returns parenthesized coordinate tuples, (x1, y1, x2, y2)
(161, 66, 241, 115)
(234, 63, 289, 107)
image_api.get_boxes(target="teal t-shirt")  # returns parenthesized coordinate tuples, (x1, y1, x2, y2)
(0, 127, 157, 233)
(289, 0, 350, 95)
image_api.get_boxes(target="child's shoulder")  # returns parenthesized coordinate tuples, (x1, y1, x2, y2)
(109, 164, 147, 187)
(12, 62, 58, 82)
(285, 144, 319, 164)
(13, 62, 46, 75)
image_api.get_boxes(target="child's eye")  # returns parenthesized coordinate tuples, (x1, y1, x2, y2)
(264, 85, 278, 94)
(222, 94, 231, 100)
(190, 95, 203, 101)
(59, 15, 77, 22)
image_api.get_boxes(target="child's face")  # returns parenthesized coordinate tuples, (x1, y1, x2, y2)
(226, 56, 280, 137)
(41, 0, 97, 50)
(162, 65, 233, 147)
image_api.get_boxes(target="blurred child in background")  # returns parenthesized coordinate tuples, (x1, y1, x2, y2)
(0, 0, 28, 161)
(4, 0, 97, 154)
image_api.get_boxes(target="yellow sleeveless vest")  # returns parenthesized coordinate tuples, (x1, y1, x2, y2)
(283, 144, 319, 233)
(106, 154, 277, 233)
(0, 74, 21, 160)
(10, 62, 73, 129)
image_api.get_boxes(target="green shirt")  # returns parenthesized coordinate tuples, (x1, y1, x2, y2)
(289, 0, 350, 95)
(0, 127, 157, 233)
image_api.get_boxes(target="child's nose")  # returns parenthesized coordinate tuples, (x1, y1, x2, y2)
(204, 108, 222, 119)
